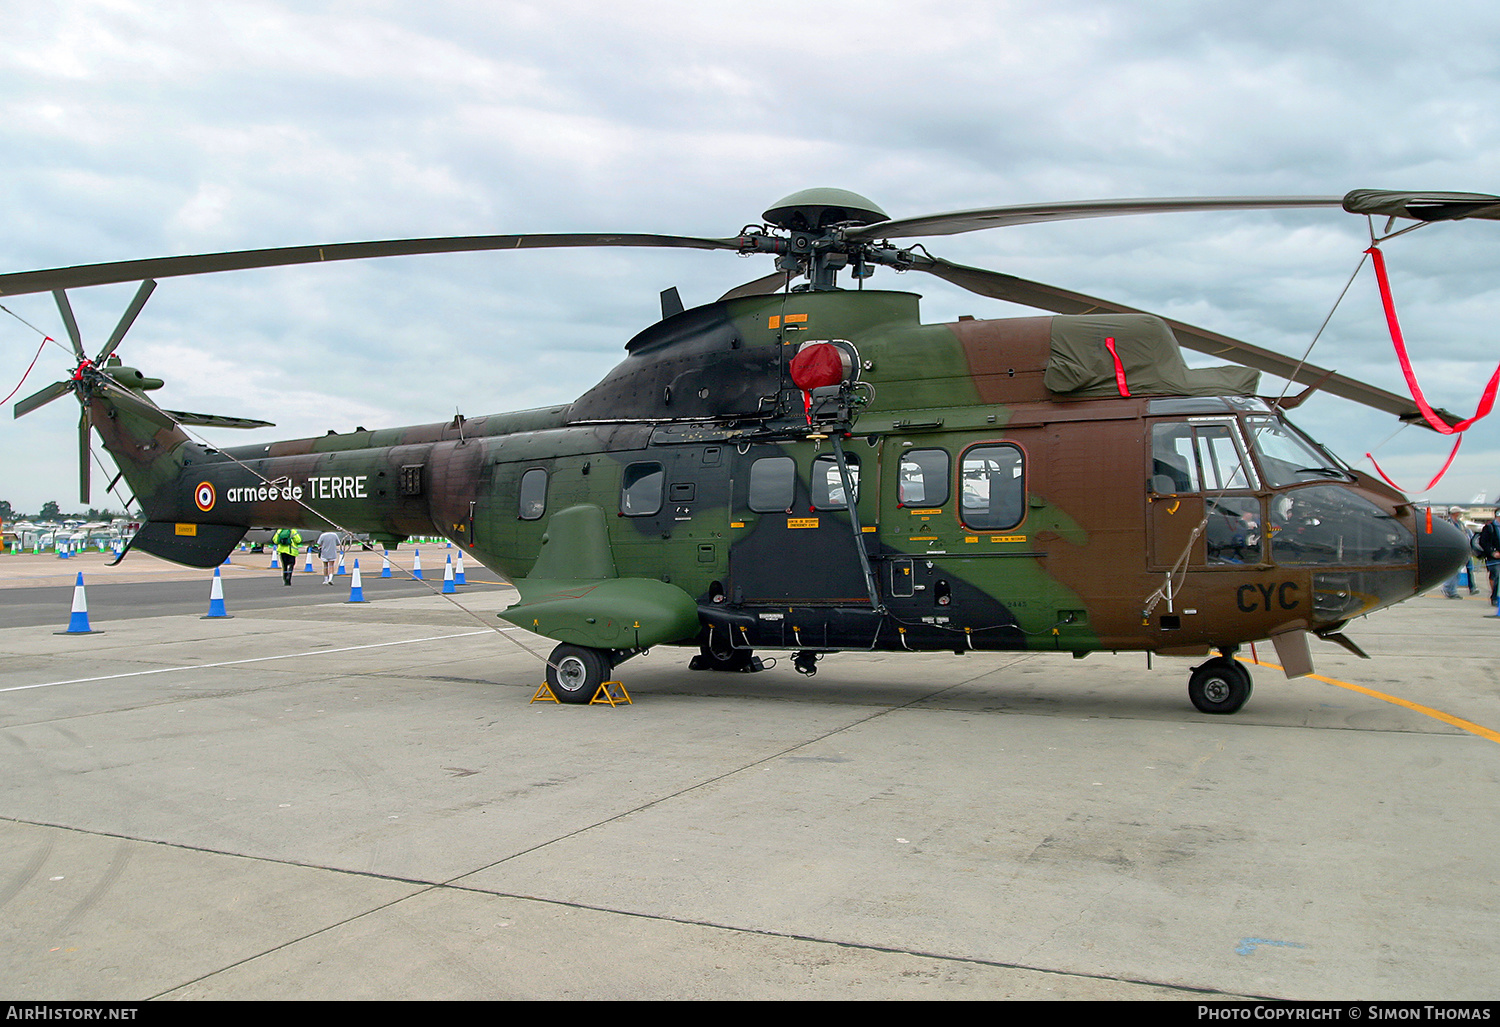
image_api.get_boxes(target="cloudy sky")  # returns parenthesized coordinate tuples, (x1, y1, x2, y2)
(3, 0, 1499, 516)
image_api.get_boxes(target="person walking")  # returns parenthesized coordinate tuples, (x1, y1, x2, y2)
(316, 529, 341, 585)
(1476, 508, 1500, 609)
(272, 527, 303, 586)
(1442, 507, 1478, 598)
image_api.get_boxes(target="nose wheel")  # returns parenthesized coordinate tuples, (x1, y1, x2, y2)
(1188, 655, 1253, 714)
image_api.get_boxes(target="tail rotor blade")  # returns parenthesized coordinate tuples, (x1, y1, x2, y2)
(53, 289, 86, 361)
(79, 407, 92, 504)
(13, 379, 73, 419)
(97, 279, 156, 362)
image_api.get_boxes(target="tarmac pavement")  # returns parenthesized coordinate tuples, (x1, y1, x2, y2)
(0, 549, 1497, 1000)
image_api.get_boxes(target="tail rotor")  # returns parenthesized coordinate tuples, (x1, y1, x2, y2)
(11, 280, 159, 503)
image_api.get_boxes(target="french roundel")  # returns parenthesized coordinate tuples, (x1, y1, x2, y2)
(195, 482, 216, 512)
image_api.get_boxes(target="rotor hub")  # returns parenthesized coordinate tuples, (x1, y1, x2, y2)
(762, 188, 889, 232)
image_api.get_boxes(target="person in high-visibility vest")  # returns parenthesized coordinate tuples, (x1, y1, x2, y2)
(272, 528, 303, 586)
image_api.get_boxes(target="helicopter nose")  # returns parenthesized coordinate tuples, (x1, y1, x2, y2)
(1415, 515, 1471, 594)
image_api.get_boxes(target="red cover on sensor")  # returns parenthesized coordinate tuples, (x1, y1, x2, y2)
(790, 343, 848, 391)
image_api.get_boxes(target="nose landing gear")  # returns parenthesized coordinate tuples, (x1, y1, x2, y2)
(1188, 651, 1253, 714)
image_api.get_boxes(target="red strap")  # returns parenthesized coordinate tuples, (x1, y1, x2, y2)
(1364, 245, 1500, 491)
(1, 335, 51, 406)
(1366, 435, 1463, 494)
(1367, 245, 1500, 434)
(1104, 336, 1131, 397)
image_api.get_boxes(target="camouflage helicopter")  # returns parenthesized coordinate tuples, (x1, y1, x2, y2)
(5, 187, 1489, 712)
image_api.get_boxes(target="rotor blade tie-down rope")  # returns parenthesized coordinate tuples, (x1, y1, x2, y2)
(1363, 245, 1500, 492)
(1, 333, 53, 406)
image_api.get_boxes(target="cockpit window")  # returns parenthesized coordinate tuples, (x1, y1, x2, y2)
(1150, 421, 1256, 494)
(1269, 485, 1414, 566)
(1243, 416, 1351, 488)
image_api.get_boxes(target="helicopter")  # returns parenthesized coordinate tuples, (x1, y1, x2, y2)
(4, 187, 1490, 712)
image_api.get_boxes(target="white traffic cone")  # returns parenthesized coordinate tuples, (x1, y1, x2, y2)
(202, 567, 231, 619)
(381, 549, 392, 578)
(346, 559, 367, 603)
(412, 549, 424, 580)
(57, 572, 100, 635)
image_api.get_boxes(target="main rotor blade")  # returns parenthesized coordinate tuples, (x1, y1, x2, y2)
(0, 233, 742, 298)
(913, 255, 1460, 427)
(79, 407, 91, 505)
(13, 379, 73, 419)
(98, 279, 157, 362)
(53, 290, 86, 360)
(164, 410, 275, 429)
(718, 271, 790, 302)
(847, 196, 1344, 241)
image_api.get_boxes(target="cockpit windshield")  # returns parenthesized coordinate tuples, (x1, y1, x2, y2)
(1242, 415, 1352, 488)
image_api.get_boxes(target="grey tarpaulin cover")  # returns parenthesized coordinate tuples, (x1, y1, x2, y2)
(1044, 314, 1260, 398)
(1342, 189, 1500, 223)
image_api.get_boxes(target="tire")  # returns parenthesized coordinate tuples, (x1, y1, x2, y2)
(1188, 658, 1252, 715)
(546, 644, 611, 704)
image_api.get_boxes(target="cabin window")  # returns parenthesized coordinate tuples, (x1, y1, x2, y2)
(898, 448, 949, 506)
(748, 456, 796, 512)
(518, 468, 547, 520)
(959, 444, 1024, 530)
(620, 462, 664, 516)
(812, 454, 859, 510)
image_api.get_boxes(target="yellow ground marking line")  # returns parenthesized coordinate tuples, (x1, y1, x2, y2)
(1240, 656, 1500, 745)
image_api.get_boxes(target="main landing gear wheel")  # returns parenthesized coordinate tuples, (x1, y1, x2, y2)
(1188, 656, 1253, 715)
(546, 644, 612, 704)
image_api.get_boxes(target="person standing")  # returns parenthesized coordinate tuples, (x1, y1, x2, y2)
(1442, 507, 1478, 598)
(1477, 509, 1500, 609)
(272, 527, 303, 586)
(316, 529, 341, 585)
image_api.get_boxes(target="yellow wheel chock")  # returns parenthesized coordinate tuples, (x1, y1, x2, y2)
(589, 681, 631, 706)
(529, 681, 632, 705)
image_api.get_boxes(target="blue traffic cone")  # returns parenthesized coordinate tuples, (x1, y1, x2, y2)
(57, 572, 99, 635)
(454, 550, 467, 585)
(442, 554, 455, 594)
(346, 560, 367, 603)
(337, 553, 346, 576)
(380, 550, 392, 578)
(412, 548, 424, 580)
(304, 548, 314, 572)
(202, 567, 231, 619)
